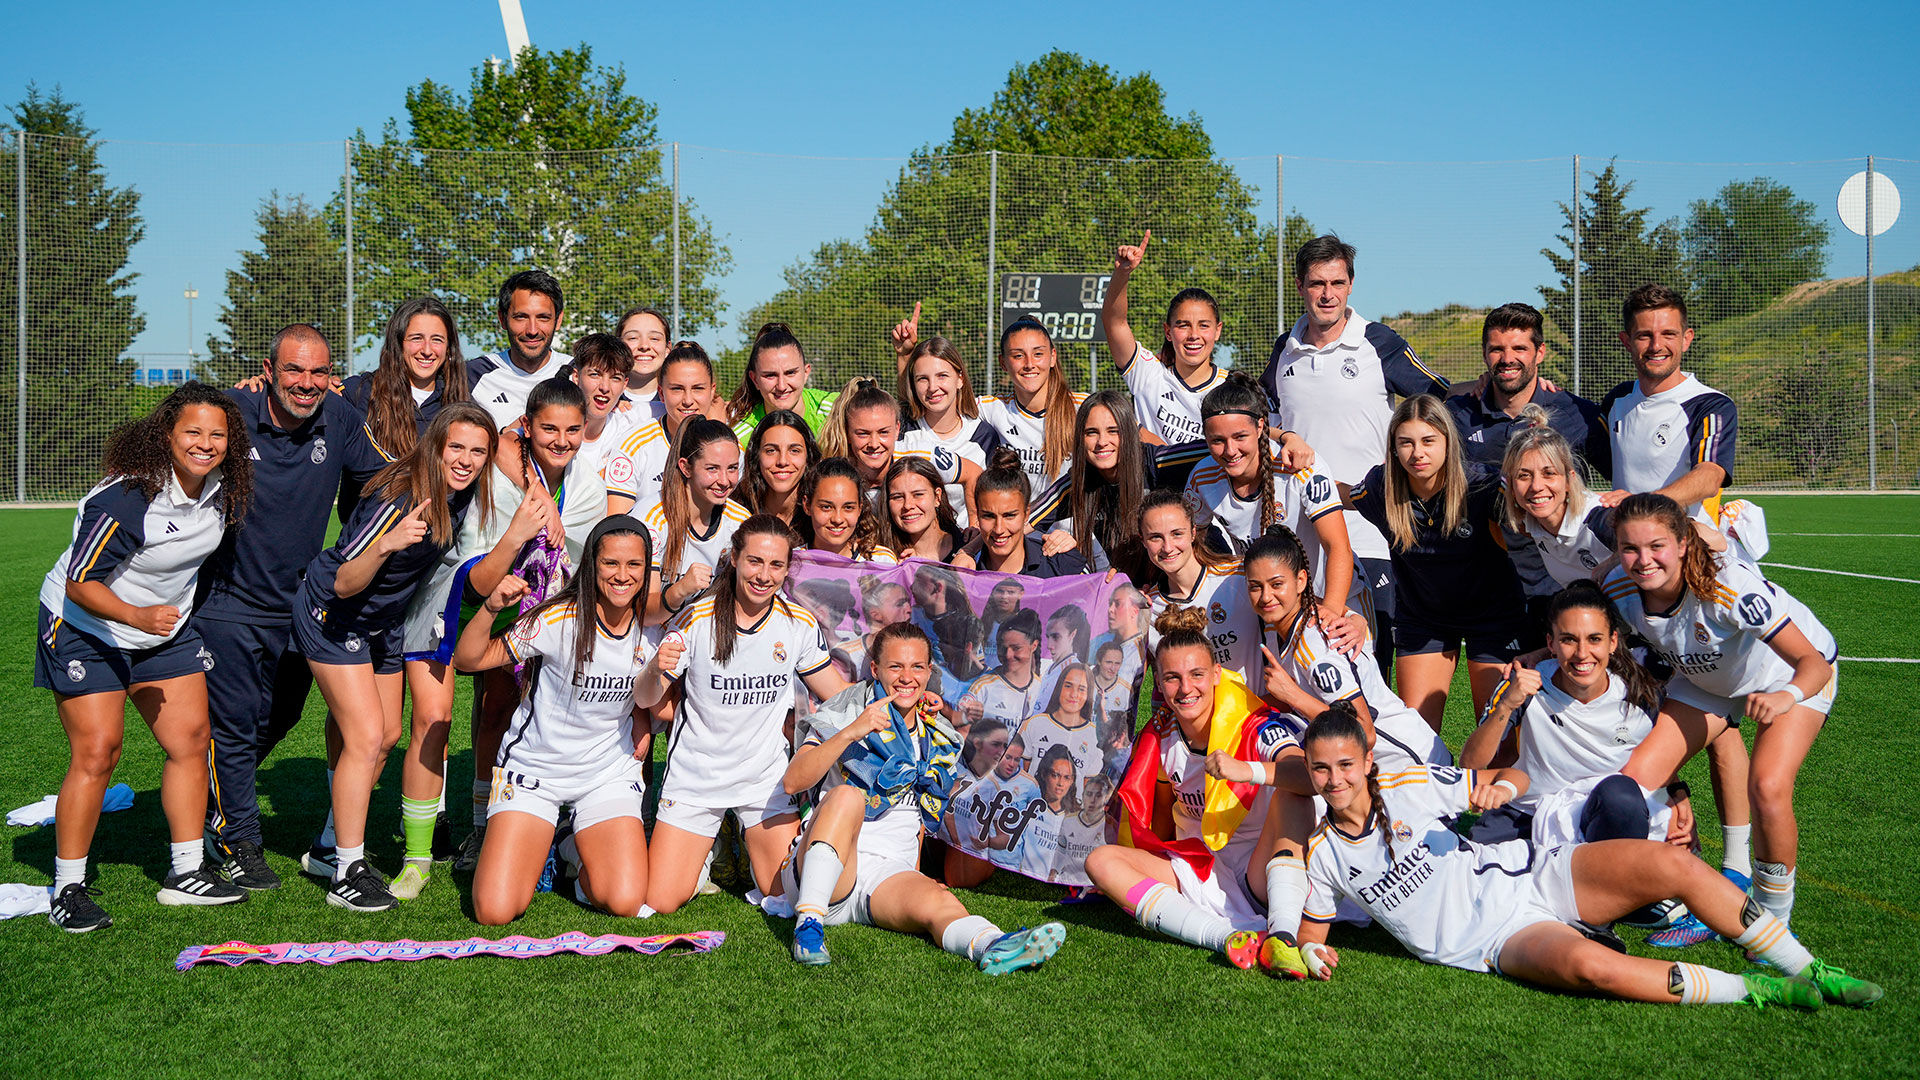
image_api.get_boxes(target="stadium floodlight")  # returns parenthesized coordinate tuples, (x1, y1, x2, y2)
(1838, 166, 1900, 489)
(499, 0, 532, 65)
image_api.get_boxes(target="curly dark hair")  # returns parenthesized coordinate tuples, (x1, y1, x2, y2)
(101, 380, 253, 527)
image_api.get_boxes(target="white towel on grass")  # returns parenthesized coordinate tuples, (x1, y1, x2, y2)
(6, 783, 135, 826)
(0, 884, 53, 918)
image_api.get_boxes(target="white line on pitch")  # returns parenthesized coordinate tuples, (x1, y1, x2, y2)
(1840, 656, 1920, 664)
(1760, 562, 1920, 585)
(1775, 532, 1920, 538)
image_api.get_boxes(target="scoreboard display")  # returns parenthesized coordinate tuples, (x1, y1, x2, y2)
(999, 272, 1111, 345)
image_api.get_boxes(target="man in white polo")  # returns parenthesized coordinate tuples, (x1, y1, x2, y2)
(1257, 235, 1451, 677)
(468, 268, 573, 431)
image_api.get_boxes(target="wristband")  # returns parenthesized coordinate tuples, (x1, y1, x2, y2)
(1492, 779, 1518, 799)
(1783, 683, 1806, 705)
(1666, 780, 1691, 802)
(1248, 762, 1269, 786)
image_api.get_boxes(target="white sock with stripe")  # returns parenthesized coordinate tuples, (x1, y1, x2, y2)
(1732, 903, 1813, 976)
(1753, 860, 1795, 923)
(333, 844, 365, 882)
(939, 914, 1002, 961)
(54, 856, 87, 892)
(471, 779, 490, 832)
(1721, 825, 1752, 876)
(1670, 962, 1749, 1004)
(1264, 853, 1308, 940)
(169, 840, 200, 877)
(793, 842, 842, 923)
(1127, 880, 1232, 952)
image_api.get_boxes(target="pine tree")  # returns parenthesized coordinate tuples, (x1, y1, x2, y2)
(0, 85, 147, 499)
(205, 194, 346, 385)
(1539, 161, 1685, 395)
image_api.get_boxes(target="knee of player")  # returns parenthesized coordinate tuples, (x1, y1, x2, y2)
(471, 893, 525, 927)
(596, 885, 646, 918)
(1564, 944, 1625, 992)
(1748, 770, 1796, 815)
(67, 733, 124, 775)
(1083, 844, 1127, 883)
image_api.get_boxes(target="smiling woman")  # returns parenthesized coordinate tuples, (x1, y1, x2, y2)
(729, 322, 838, 444)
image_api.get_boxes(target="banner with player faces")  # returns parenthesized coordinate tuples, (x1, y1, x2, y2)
(787, 551, 1150, 887)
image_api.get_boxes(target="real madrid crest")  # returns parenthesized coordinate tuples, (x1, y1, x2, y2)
(1340, 358, 1360, 380)
(310, 437, 327, 464)
(773, 640, 787, 663)
(1393, 820, 1413, 843)
(1692, 621, 1710, 645)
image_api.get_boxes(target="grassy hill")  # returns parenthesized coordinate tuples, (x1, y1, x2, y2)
(1379, 271, 1920, 488)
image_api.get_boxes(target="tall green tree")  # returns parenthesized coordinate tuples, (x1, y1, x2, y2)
(342, 45, 728, 354)
(1681, 178, 1829, 323)
(735, 52, 1286, 390)
(0, 86, 146, 499)
(1539, 161, 1685, 395)
(205, 194, 345, 384)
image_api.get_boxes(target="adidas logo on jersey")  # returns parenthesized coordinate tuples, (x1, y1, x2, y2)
(165, 522, 180, 535)
(1348, 865, 1363, 880)
(494, 392, 511, 403)
(1467, 429, 1484, 443)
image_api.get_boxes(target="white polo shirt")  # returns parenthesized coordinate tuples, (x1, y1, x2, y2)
(1257, 311, 1449, 560)
(42, 471, 229, 650)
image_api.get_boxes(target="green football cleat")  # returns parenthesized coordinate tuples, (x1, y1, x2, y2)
(1797, 960, 1883, 1007)
(1742, 972, 1823, 1011)
(1259, 933, 1309, 980)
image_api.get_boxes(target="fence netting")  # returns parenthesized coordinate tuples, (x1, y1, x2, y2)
(0, 132, 1912, 500)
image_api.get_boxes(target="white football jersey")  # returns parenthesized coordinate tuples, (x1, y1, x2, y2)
(1018, 711, 1104, 785)
(1303, 765, 1539, 971)
(1600, 373, 1737, 522)
(899, 416, 1002, 528)
(801, 685, 928, 865)
(1118, 343, 1228, 444)
(1144, 561, 1259, 682)
(618, 419, 672, 522)
(1503, 661, 1653, 813)
(964, 666, 1050, 728)
(500, 602, 649, 784)
(1157, 714, 1294, 880)
(575, 408, 643, 505)
(643, 499, 751, 586)
(468, 350, 573, 433)
(661, 594, 830, 809)
(1265, 612, 1450, 771)
(1602, 558, 1835, 703)
(1186, 458, 1363, 611)
(977, 391, 1086, 495)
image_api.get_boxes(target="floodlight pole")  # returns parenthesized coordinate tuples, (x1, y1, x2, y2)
(1572, 154, 1582, 397)
(16, 129, 26, 502)
(986, 150, 998, 398)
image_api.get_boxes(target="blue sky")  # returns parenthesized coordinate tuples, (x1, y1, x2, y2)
(8, 0, 1918, 368)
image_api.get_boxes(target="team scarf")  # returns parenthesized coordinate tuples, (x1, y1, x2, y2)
(1114, 668, 1277, 881)
(507, 472, 573, 686)
(808, 682, 961, 832)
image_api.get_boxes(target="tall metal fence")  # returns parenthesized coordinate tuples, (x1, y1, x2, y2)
(1, 133, 1914, 501)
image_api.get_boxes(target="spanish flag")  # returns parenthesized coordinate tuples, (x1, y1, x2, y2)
(1114, 669, 1275, 881)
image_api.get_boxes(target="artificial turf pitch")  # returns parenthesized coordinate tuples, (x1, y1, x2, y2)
(0, 496, 1915, 1079)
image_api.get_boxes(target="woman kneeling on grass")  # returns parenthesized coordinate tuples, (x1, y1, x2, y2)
(774, 621, 1066, 973)
(1293, 706, 1879, 1009)
(1083, 607, 1320, 979)
(453, 516, 678, 924)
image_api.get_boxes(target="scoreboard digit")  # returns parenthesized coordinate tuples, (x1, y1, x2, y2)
(999, 273, 1110, 344)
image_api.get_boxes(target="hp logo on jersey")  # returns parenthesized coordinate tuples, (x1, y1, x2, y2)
(1307, 475, 1332, 503)
(1311, 662, 1341, 696)
(310, 437, 327, 465)
(1737, 593, 1773, 627)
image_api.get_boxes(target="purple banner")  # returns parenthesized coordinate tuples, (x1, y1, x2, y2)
(175, 930, 725, 970)
(787, 552, 1150, 886)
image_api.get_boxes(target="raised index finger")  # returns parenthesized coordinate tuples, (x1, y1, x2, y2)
(405, 499, 433, 520)
(910, 300, 921, 326)
(1140, 227, 1151, 250)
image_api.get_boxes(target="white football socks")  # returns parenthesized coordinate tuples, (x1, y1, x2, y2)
(1265, 853, 1308, 940)
(940, 914, 1001, 961)
(1732, 904, 1813, 976)
(1753, 860, 1796, 924)
(1129, 881, 1231, 952)
(793, 842, 842, 923)
(333, 844, 365, 882)
(1721, 824, 1752, 876)
(1670, 962, 1750, 1004)
(53, 856, 86, 892)
(169, 840, 200, 877)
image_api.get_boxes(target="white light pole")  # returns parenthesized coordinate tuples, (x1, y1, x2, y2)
(184, 284, 199, 379)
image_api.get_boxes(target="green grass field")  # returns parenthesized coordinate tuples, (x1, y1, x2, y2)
(1, 496, 1916, 1079)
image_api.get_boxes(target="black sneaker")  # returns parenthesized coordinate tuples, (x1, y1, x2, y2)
(219, 839, 282, 891)
(326, 859, 398, 912)
(431, 812, 455, 863)
(49, 883, 112, 932)
(299, 843, 337, 879)
(157, 866, 249, 906)
(452, 829, 484, 873)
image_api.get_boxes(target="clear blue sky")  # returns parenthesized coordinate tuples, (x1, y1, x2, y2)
(8, 0, 1918, 367)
